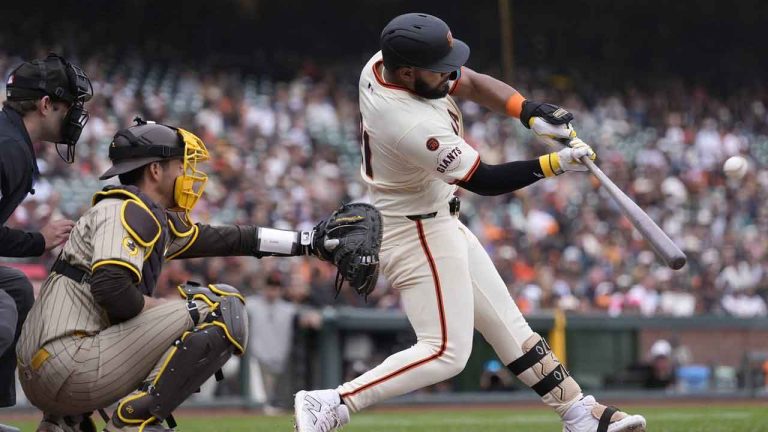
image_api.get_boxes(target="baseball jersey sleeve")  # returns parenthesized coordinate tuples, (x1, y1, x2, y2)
(396, 119, 480, 184)
(89, 200, 146, 282)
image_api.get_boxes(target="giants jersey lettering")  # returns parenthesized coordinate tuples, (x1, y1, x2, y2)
(359, 52, 480, 216)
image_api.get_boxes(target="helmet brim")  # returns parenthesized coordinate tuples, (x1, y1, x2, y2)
(98, 156, 165, 180)
(420, 38, 470, 73)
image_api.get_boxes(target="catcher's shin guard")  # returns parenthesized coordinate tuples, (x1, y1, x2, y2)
(113, 288, 247, 430)
(112, 325, 234, 429)
(507, 333, 582, 414)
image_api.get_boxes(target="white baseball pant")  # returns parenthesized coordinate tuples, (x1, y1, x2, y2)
(337, 207, 580, 412)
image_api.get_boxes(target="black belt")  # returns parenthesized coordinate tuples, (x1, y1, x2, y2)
(406, 197, 461, 221)
(52, 259, 91, 284)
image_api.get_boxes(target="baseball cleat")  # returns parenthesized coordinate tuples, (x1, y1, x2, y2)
(35, 413, 97, 432)
(294, 389, 350, 432)
(562, 395, 646, 432)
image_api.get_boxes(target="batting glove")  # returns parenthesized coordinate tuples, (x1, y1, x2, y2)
(521, 100, 577, 147)
(539, 138, 596, 176)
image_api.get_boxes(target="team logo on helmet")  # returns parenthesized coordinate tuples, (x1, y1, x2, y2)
(426, 137, 440, 151)
(447, 31, 454, 47)
(6, 75, 13, 85)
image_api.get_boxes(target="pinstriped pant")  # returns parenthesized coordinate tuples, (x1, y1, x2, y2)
(19, 300, 205, 415)
(336, 211, 535, 412)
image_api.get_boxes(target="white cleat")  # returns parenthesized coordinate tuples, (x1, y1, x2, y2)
(562, 395, 646, 432)
(294, 389, 350, 432)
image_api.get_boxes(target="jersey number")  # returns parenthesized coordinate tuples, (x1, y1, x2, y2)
(362, 129, 373, 179)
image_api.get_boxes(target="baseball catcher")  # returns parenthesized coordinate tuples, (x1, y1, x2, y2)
(16, 118, 381, 432)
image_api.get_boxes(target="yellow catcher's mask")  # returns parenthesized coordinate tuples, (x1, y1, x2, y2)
(172, 128, 209, 213)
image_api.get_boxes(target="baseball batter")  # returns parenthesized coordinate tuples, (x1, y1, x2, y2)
(295, 13, 647, 432)
(16, 119, 373, 432)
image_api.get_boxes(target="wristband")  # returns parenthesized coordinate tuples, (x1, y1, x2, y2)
(538, 153, 563, 177)
(505, 93, 526, 118)
(257, 227, 298, 255)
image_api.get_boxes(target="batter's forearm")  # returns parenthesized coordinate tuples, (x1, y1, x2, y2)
(458, 159, 545, 196)
(453, 68, 522, 116)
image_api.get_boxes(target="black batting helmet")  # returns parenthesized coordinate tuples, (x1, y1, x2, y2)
(380, 13, 470, 73)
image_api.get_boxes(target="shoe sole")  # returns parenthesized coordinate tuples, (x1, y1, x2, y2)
(608, 415, 646, 432)
(293, 390, 308, 432)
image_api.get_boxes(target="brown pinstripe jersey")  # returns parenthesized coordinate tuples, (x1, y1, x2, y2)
(17, 198, 198, 364)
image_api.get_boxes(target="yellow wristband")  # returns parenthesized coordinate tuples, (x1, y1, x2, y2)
(538, 152, 562, 177)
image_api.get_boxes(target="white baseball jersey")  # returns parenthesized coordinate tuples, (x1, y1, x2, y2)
(358, 51, 480, 216)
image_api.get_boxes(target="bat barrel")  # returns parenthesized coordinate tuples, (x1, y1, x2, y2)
(580, 156, 687, 270)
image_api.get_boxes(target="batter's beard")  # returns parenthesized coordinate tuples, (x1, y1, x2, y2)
(414, 77, 450, 99)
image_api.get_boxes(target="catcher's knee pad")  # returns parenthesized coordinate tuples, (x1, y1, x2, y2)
(178, 282, 248, 354)
(506, 333, 581, 403)
(114, 325, 234, 427)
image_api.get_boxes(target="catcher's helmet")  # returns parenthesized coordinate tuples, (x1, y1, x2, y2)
(100, 117, 210, 214)
(380, 13, 470, 73)
(99, 117, 184, 180)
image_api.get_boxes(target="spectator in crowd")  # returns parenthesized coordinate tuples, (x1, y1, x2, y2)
(643, 340, 676, 389)
(479, 359, 515, 392)
(246, 271, 321, 412)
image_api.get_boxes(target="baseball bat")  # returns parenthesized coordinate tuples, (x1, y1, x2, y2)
(579, 155, 687, 270)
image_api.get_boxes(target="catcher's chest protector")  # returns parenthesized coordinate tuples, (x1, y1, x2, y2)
(92, 185, 169, 295)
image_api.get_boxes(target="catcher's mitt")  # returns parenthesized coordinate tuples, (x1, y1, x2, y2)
(312, 202, 382, 299)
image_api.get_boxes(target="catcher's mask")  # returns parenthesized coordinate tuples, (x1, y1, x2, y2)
(6, 53, 93, 163)
(99, 117, 209, 215)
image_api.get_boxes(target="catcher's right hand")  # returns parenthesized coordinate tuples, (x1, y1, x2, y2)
(305, 202, 383, 299)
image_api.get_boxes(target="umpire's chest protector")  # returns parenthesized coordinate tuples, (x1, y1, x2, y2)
(92, 185, 169, 296)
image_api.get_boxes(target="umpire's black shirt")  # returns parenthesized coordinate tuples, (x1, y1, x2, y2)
(0, 106, 44, 257)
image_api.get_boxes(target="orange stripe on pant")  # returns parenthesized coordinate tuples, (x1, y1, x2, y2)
(340, 219, 447, 399)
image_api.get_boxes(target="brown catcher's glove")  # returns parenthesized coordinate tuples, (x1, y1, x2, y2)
(309, 203, 382, 299)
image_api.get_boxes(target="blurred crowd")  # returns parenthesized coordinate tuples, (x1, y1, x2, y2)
(2, 51, 767, 320)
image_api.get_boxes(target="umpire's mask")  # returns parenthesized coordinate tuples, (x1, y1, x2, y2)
(6, 53, 93, 163)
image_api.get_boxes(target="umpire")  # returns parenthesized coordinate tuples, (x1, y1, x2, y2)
(0, 53, 92, 418)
